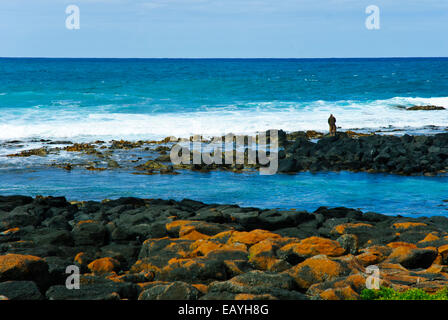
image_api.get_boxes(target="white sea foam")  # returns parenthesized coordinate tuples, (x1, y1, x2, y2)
(0, 96, 447, 142)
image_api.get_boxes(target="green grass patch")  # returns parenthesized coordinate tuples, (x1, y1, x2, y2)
(361, 287, 448, 300)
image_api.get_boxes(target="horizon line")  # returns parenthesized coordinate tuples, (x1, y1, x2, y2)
(1, 56, 448, 60)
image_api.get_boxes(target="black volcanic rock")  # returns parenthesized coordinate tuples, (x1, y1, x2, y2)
(279, 132, 448, 175)
(1, 195, 448, 300)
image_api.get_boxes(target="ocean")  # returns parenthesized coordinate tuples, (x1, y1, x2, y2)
(1, 58, 448, 141)
(0, 57, 447, 216)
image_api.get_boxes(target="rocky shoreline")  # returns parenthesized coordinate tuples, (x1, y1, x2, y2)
(2, 195, 448, 300)
(278, 131, 448, 176)
(2, 130, 448, 176)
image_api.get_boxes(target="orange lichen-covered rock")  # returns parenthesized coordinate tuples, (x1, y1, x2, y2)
(157, 257, 227, 282)
(307, 273, 368, 299)
(189, 239, 247, 257)
(355, 245, 392, 266)
(331, 223, 373, 235)
(166, 220, 192, 234)
(0, 254, 49, 282)
(192, 284, 208, 295)
(356, 252, 382, 267)
(386, 246, 437, 269)
(438, 244, 448, 255)
(209, 230, 235, 244)
(88, 257, 121, 274)
(432, 254, 444, 265)
(278, 237, 345, 259)
(358, 244, 392, 257)
(74, 252, 95, 266)
(223, 260, 253, 277)
(377, 262, 408, 273)
(190, 240, 223, 256)
(419, 233, 440, 243)
(319, 286, 359, 300)
(248, 240, 291, 272)
(130, 259, 161, 274)
(179, 226, 210, 240)
(437, 244, 448, 264)
(226, 229, 281, 246)
(387, 242, 417, 249)
(138, 237, 194, 262)
(338, 274, 367, 293)
(248, 240, 276, 260)
(166, 220, 230, 237)
(319, 288, 339, 300)
(336, 255, 365, 273)
(438, 244, 448, 254)
(110, 272, 154, 284)
(392, 222, 427, 230)
(287, 255, 351, 290)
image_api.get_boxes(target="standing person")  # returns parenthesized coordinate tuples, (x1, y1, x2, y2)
(328, 114, 336, 136)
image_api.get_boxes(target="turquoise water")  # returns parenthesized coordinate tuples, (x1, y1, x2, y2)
(1, 58, 448, 140)
(0, 168, 446, 217)
(1, 58, 447, 216)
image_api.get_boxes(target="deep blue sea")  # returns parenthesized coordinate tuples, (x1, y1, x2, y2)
(0, 58, 447, 216)
(1, 58, 448, 140)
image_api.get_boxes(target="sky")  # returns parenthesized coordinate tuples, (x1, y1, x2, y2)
(0, 0, 447, 58)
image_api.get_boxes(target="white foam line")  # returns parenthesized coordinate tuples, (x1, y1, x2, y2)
(0, 96, 447, 141)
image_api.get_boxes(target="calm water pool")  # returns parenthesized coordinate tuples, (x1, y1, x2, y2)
(0, 168, 446, 217)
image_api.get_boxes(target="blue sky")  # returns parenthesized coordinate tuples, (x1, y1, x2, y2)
(0, 0, 447, 58)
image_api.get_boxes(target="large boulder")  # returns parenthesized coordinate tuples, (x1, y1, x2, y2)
(248, 239, 291, 272)
(204, 270, 307, 300)
(87, 257, 121, 275)
(386, 246, 438, 269)
(277, 237, 346, 264)
(287, 255, 359, 290)
(0, 254, 49, 286)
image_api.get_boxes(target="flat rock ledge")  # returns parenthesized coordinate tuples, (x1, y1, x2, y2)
(2, 195, 448, 300)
